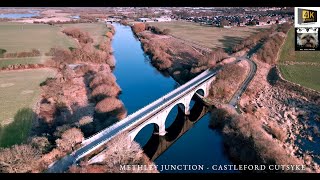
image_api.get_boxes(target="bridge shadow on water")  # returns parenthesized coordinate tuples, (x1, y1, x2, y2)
(141, 98, 210, 161)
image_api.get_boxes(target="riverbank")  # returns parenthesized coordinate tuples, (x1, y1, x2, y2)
(0, 23, 152, 173)
(237, 42, 320, 171)
(134, 23, 320, 173)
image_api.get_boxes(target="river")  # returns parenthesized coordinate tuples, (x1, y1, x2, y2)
(112, 23, 234, 173)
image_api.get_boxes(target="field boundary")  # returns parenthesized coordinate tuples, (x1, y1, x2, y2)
(276, 27, 320, 94)
(275, 65, 320, 96)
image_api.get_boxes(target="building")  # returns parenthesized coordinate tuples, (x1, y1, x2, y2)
(137, 18, 154, 22)
(155, 16, 172, 22)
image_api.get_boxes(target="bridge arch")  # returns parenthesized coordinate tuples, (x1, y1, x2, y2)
(128, 118, 163, 143)
(164, 102, 186, 130)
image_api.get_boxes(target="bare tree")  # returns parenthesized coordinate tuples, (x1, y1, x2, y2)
(55, 128, 84, 153)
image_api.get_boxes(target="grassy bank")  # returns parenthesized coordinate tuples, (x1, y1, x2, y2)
(278, 28, 320, 91)
(279, 64, 320, 91)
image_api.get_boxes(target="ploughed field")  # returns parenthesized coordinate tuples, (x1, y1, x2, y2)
(148, 21, 267, 50)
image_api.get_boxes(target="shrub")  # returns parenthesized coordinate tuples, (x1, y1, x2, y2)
(141, 39, 172, 71)
(0, 144, 42, 173)
(120, 20, 128, 26)
(162, 28, 170, 35)
(0, 48, 7, 58)
(89, 73, 117, 89)
(132, 23, 146, 34)
(266, 122, 287, 142)
(3, 49, 41, 58)
(68, 134, 158, 173)
(62, 28, 93, 44)
(55, 128, 83, 153)
(29, 136, 51, 153)
(91, 84, 121, 102)
(256, 34, 285, 65)
(210, 106, 304, 172)
(95, 97, 124, 114)
(106, 32, 113, 39)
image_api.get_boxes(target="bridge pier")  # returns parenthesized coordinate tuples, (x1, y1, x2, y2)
(178, 104, 190, 115)
(154, 123, 167, 136)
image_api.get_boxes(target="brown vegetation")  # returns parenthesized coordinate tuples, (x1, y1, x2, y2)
(210, 105, 305, 172)
(0, 23, 125, 173)
(69, 134, 158, 173)
(255, 33, 285, 65)
(89, 73, 116, 89)
(191, 48, 228, 74)
(119, 20, 128, 26)
(209, 63, 247, 103)
(0, 63, 45, 71)
(62, 27, 94, 44)
(95, 97, 124, 114)
(46, 44, 114, 67)
(132, 23, 146, 34)
(146, 24, 170, 35)
(0, 144, 42, 173)
(55, 128, 84, 153)
(140, 38, 172, 71)
(266, 121, 287, 142)
(232, 23, 292, 53)
(91, 84, 121, 102)
(105, 31, 113, 39)
(3, 49, 41, 58)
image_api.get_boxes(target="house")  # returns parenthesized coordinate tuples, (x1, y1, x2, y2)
(155, 16, 172, 22)
(137, 18, 154, 22)
(70, 15, 80, 20)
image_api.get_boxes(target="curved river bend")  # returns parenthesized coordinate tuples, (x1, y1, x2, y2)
(112, 23, 234, 173)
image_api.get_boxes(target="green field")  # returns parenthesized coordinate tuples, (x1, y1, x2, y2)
(279, 28, 320, 63)
(0, 56, 50, 68)
(0, 69, 56, 124)
(0, 22, 76, 53)
(59, 23, 109, 45)
(148, 21, 268, 50)
(278, 28, 320, 91)
(279, 65, 320, 91)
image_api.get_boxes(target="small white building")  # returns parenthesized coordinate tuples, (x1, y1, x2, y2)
(155, 16, 172, 22)
(137, 18, 154, 22)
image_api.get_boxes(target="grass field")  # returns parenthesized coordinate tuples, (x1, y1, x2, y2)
(279, 28, 320, 91)
(0, 56, 50, 68)
(59, 23, 109, 45)
(148, 21, 268, 50)
(0, 22, 76, 53)
(279, 65, 320, 91)
(279, 28, 320, 63)
(0, 68, 56, 125)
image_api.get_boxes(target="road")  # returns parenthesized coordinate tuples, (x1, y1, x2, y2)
(47, 68, 217, 173)
(229, 55, 257, 111)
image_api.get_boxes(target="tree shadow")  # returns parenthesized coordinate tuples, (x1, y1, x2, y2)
(267, 66, 279, 86)
(218, 36, 244, 53)
(0, 108, 38, 148)
(68, 47, 76, 51)
(0, 48, 7, 58)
